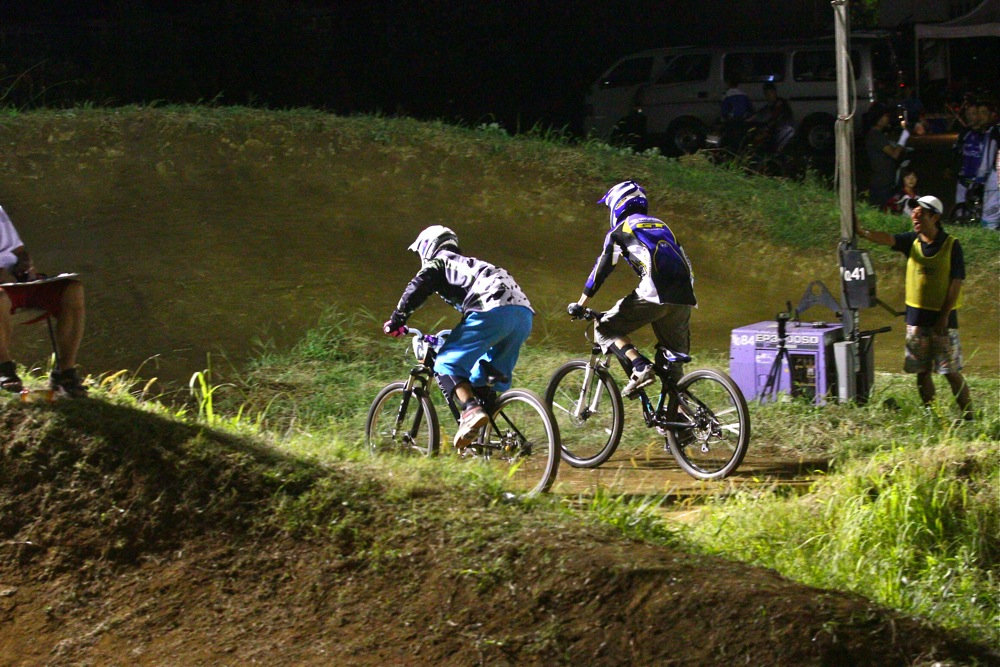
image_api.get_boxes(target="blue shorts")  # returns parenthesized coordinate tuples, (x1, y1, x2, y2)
(434, 306, 533, 392)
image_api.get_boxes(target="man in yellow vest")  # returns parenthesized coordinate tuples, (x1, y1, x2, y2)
(855, 195, 973, 420)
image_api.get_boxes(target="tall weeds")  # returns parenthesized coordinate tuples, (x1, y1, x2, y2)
(686, 440, 999, 645)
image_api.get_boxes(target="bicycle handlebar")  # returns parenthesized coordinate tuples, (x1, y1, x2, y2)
(401, 327, 452, 346)
(570, 307, 602, 322)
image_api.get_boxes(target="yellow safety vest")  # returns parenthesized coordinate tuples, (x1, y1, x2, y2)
(905, 235, 962, 311)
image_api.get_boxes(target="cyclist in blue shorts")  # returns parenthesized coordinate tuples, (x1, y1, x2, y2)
(568, 180, 697, 397)
(384, 226, 534, 448)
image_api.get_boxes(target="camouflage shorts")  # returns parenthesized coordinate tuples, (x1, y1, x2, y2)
(904, 325, 963, 374)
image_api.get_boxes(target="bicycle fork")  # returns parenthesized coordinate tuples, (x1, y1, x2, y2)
(394, 370, 428, 442)
(573, 353, 610, 419)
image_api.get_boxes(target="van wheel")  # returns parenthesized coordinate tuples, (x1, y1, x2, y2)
(799, 116, 834, 154)
(667, 119, 705, 155)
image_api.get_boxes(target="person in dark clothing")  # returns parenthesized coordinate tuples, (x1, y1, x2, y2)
(864, 102, 909, 208)
(752, 82, 795, 154)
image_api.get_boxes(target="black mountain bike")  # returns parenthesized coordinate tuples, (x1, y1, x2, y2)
(365, 328, 560, 496)
(544, 309, 750, 480)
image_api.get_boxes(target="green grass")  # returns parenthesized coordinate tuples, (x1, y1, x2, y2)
(686, 440, 999, 646)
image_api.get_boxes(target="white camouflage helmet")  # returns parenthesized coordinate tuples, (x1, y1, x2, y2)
(408, 225, 459, 261)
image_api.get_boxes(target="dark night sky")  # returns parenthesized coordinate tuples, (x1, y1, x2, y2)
(0, 1, 927, 131)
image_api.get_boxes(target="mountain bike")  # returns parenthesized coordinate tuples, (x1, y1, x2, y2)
(544, 308, 750, 480)
(365, 328, 560, 496)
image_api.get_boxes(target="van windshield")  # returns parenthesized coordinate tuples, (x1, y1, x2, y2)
(600, 56, 654, 89)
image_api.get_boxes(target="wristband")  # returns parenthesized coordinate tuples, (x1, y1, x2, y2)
(897, 129, 910, 147)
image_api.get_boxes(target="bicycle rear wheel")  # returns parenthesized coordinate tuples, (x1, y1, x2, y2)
(545, 360, 624, 468)
(365, 381, 440, 457)
(475, 388, 560, 496)
(666, 369, 750, 480)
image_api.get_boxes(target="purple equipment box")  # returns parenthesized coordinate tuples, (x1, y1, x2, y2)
(729, 320, 844, 404)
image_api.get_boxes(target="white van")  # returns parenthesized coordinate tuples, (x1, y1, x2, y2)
(583, 33, 901, 154)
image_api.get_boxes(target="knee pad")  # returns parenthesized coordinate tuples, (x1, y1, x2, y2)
(435, 373, 464, 405)
(607, 342, 637, 374)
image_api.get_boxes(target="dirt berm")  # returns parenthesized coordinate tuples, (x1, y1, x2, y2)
(0, 399, 996, 666)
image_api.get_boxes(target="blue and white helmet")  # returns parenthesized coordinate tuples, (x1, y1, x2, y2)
(598, 180, 647, 227)
(408, 225, 459, 262)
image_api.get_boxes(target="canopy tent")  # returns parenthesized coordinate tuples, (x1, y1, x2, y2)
(914, 0, 1000, 101)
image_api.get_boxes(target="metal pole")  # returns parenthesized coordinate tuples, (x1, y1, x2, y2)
(832, 0, 858, 346)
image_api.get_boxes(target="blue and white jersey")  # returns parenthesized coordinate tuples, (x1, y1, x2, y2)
(956, 128, 987, 181)
(394, 249, 533, 322)
(583, 214, 696, 306)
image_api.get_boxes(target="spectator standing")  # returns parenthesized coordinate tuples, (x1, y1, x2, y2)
(978, 101, 999, 230)
(864, 102, 910, 208)
(899, 84, 926, 131)
(855, 196, 973, 421)
(952, 101, 989, 210)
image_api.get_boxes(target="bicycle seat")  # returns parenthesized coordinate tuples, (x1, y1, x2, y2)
(477, 360, 510, 386)
(655, 346, 692, 366)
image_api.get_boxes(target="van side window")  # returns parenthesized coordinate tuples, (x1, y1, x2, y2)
(655, 54, 711, 84)
(601, 57, 655, 89)
(723, 52, 785, 83)
(793, 50, 861, 81)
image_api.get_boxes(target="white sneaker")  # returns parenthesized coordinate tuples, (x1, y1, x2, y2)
(454, 405, 489, 449)
(622, 365, 656, 397)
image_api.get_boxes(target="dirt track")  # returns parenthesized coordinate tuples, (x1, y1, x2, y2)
(551, 448, 826, 498)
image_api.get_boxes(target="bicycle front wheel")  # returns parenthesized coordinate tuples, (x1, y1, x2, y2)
(545, 360, 624, 468)
(666, 369, 750, 480)
(365, 381, 440, 457)
(477, 388, 560, 496)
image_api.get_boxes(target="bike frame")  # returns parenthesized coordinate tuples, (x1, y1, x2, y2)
(584, 342, 692, 434)
(396, 334, 532, 457)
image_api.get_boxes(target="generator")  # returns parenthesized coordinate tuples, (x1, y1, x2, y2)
(729, 320, 844, 404)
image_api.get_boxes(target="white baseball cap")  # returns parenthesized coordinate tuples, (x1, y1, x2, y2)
(915, 195, 943, 216)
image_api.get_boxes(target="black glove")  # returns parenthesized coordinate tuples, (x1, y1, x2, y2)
(567, 302, 585, 319)
(383, 311, 407, 337)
